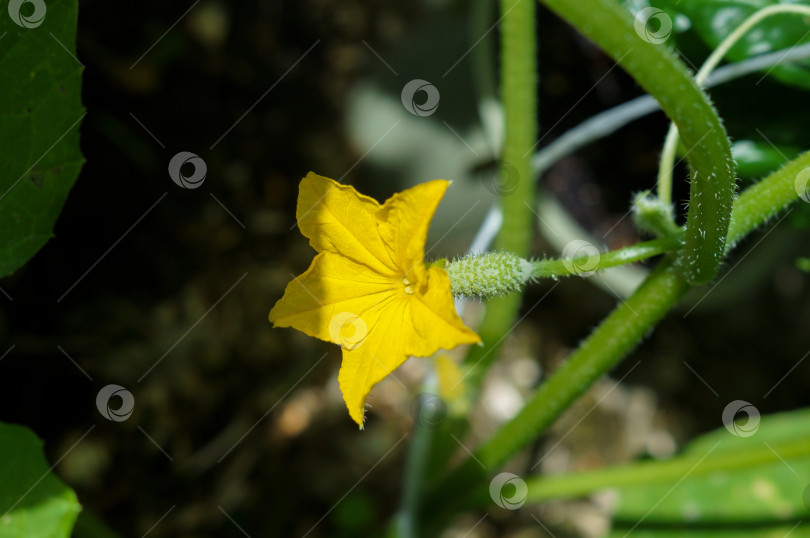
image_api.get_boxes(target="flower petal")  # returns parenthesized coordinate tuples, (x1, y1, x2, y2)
(337, 296, 410, 427)
(268, 252, 396, 345)
(297, 172, 398, 276)
(376, 180, 450, 282)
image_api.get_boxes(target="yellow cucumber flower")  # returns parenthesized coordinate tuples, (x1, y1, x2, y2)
(268, 172, 481, 427)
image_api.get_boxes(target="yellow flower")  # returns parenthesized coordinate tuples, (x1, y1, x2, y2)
(268, 172, 481, 427)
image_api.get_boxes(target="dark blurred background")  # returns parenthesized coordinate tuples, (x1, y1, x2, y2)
(1, 1, 809, 536)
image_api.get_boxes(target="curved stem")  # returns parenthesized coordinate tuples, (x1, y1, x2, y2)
(537, 0, 735, 285)
(658, 4, 810, 207)
(527, 42, 810, 298)
(656, 127, 679, 207)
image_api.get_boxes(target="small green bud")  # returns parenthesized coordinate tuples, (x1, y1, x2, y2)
(632, 192, 680, 237)
(444, 252, 533, 299)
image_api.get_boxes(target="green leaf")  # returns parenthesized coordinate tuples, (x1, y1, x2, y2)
(610, 409, 810, 535)
(0, 0, 85, 278)
(658, 0, 810, 89)
(0, 422, 80, 538)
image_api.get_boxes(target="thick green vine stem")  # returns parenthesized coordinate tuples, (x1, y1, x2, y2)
(727, 150, 810, 248)
(538, 0, 735, 285)
(657, 4, 810, 208)
(422, 258, 691, 529)
(496, 0, 537, 259)
(460, 0, 536, 381)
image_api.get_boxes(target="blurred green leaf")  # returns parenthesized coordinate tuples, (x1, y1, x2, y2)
(685, 408, 810, 456)
(610, 526, 810, 538)
(656, 0, 810, 89)
(731, 140, 801, 178)
(0, 0, 85, 278)
(0, 422, 80, 538)
(610, 409, 810, 536)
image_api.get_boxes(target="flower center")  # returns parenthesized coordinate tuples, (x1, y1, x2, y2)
(402, 277, 414, 295)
